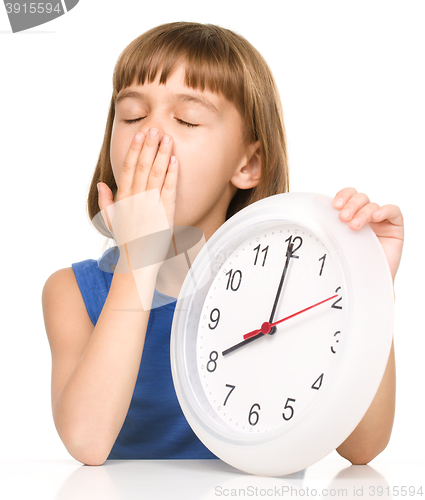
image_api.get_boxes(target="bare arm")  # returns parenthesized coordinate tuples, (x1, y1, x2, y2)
(43, 258, 159, 466)
(336, 338, 396, 464)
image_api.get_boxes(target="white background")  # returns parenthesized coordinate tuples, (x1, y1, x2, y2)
(0, 0, 423, 465)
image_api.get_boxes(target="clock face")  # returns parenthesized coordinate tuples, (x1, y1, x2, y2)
(195, 221, 346, 437)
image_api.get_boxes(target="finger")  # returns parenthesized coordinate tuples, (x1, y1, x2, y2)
(347, 202, 381, 230)
(97, 181, 115, 210)
(134, 127, 162, 189)
(371, 204, 404, 226)
(333, 187, 358, 209)
(97, 182, 115, 233)
(338, 192, 371, 222)
(118, 132, 146, 196)
(137, 133, 173, 193)
(160, 156, 178, 231)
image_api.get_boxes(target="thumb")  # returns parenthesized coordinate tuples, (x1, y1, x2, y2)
(97, 182, 115, 233)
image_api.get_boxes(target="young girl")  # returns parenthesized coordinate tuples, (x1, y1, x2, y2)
(42, 21, 404, 467)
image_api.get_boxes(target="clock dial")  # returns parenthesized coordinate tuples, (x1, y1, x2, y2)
(196, 222, 346, 435)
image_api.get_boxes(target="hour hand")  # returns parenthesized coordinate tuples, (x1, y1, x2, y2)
(221, 320, 276, 356)
(223, 318, 283, 356)
(222, 332, 262, 357)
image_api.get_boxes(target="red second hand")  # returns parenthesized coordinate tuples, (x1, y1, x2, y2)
(242, 294, 339, 340)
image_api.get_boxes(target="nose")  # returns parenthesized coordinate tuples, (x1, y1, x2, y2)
(136, 107, 173, 141)
(138, 115, 168, 141)
(139, 124, 162, 140)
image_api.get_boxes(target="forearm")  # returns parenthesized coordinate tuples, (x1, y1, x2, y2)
(336, 338, 396, 464)
(54, 259, 159, 465)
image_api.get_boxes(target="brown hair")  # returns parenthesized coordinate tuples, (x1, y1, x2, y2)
(87, 21, 290, 244)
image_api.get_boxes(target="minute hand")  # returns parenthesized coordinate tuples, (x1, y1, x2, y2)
(243, 294, 339, 340)
(268, 242, 294, 335)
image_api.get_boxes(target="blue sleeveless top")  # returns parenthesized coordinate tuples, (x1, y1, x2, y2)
(71, 246, 217, 460)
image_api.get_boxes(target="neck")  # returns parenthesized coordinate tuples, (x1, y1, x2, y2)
(155, 198, 233, 298)
(155, 227, 208, 299)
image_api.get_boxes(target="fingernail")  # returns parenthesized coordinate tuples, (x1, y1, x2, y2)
(135, 133, 144, 143)
(149, 128, 159, 137)
(351, 218, 361, 227)
(373, 210, 382, 218)
(97, 183, 101, 193)
(168, 156, 177, 171)
(335, 198, 344, 208)
(162, 135, 171, 145)
(341, 210, 351, 219)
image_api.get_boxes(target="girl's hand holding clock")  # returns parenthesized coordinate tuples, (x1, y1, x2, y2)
(333, 187, 404, 282)
(97, 128, 178, 272)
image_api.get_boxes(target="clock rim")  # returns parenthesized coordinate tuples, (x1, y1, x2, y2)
(170, 192, 394, 476)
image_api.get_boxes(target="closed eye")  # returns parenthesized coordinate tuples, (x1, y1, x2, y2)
(176, 118, 198, 128)
(124, 117, 198, 128)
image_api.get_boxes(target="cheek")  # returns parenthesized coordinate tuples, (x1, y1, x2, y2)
(175, 133, 232, 182)
(175, 139, 237, 214)
(175, 143, 218, 198)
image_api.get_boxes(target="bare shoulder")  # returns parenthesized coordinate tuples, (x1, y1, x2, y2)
(42, 266, 84, 299)
(42, 267, 94, 334)
(42, 266, 80, 299)
(42, 267, 95, 410)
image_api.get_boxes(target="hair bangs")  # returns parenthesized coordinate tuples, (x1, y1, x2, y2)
(112, 24, 245, 120)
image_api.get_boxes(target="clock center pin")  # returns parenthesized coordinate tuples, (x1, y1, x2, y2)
(261, 322, 271, 334)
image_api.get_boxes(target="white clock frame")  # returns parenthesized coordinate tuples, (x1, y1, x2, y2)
(170, 192, 394, 476)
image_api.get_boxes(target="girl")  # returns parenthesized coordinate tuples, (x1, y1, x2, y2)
(42, 21, 403, 467)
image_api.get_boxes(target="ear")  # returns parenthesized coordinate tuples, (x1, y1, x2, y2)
(230, 140, 261, 190)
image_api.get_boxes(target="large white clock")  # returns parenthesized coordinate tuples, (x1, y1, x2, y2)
(170, 192, 394, 476)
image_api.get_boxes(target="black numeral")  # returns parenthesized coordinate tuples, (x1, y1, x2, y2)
(285, 235, 303, 258)
(282, 398, 296, 421)
(331, 287, 342, 309)
(311, 373, 324, 390)
(225, 269, 242, 291)
(331, 331, 341, 353)
(318, 254, 326, 276)
(208, 308, 220, 329)
(253, 244, 269, 266)
(249, 403, 261, 426)
(207, 351, 218, 372)
(223, 384, 235, 406)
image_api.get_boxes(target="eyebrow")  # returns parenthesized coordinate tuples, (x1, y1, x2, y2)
(115, 90, 220, 116)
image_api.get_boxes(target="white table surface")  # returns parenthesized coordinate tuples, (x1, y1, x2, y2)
(0, 458, 423, 500)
